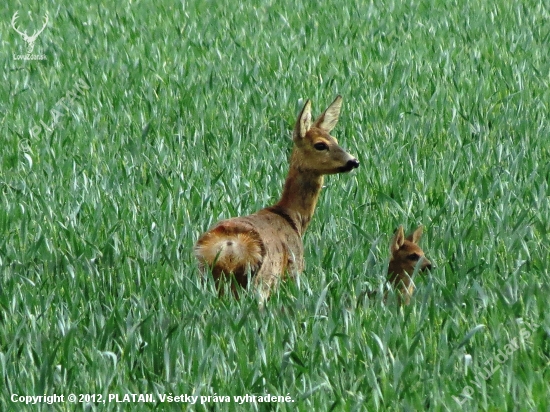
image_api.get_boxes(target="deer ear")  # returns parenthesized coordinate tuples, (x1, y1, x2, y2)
(294, 99, 312, 140)
(391, 225, 405, 254)
(406, 226, 424, 244)
(313, 95, 342, 132)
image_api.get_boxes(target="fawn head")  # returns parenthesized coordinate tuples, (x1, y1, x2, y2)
(291, 96, 359, 175)
(388, 225, 432, 294)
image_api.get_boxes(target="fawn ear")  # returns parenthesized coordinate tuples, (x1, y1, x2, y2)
(294, 99, 312, 140)
(313, 95, 342, 132)
(406, 226, 424, 244)
(391, 225, 405, 254)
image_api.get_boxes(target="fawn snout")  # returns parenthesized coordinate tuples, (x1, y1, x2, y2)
(424, 260, 433, 272)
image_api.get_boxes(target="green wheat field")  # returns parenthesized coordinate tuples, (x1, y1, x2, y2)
(2, 0, 550, 410)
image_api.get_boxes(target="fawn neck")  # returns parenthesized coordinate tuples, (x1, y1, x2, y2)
(387, 266, 410, 289)
(274, 163, 323, 236)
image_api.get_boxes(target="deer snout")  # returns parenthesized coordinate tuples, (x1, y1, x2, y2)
(348, 159, 359, 169)
(339, 158, 359, 172)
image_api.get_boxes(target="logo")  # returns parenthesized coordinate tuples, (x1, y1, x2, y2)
(11, 11, 49, 60)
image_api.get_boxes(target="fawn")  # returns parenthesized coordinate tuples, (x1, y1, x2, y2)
(194, 96, 359, 302)
(387, 225, 432, 304)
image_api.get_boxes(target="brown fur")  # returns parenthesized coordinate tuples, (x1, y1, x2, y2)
(387, 225, 432, 304)
(194, 96, 359, 302)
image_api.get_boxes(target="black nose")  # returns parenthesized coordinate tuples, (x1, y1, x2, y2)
(338, 159, 360, 173)
(348, 159, 359, 169)
(425, 263, 432, 271)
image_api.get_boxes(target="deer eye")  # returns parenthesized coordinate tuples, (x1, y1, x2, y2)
(407, 253, 420, 261)
(313, 142, 329, 151)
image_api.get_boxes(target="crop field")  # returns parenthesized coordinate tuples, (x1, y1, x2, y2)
(1, 0, 550, 410)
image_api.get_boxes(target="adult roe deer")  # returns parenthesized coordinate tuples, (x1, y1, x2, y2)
(194, 96, 359, 302)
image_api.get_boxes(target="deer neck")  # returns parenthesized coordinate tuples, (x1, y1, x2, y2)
(387, 264, 411, 289)
(274, 164, 324, 236)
